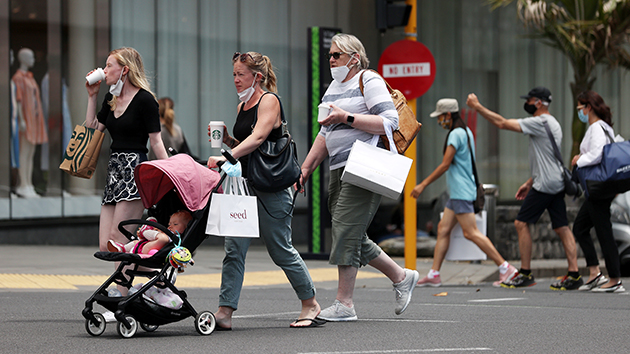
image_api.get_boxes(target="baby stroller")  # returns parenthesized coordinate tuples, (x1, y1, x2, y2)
(82, 153, 226, 338)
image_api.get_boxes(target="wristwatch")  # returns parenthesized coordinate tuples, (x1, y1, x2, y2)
(346, 115, 355, 126)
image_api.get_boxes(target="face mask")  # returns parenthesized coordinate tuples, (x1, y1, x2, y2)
(523, 101, 538, 115)
(109, 69, 126, 96)
(330, 55, 354, 83)
(438, 115, 451, 130)
(578, 108, 589, 123)
(237, 74, 258, 103)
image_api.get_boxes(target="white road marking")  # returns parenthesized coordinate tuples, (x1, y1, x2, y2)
(468, 297, 526, 303)
(298, 348, 493, 354)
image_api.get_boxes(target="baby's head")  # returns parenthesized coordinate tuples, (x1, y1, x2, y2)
(168, 210, 192, 234)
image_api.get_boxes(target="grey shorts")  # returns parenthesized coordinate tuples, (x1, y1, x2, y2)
(445, 199, 475, 214)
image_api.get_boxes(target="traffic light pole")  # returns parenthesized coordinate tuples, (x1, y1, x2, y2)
(403, 0, 418, 270)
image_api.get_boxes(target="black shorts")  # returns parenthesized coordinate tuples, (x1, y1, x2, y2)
(515, 188, 568, 229)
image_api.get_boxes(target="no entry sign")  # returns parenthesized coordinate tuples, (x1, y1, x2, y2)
(377, 40, 435, 100)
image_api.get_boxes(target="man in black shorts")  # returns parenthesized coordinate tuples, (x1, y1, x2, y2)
(466, 87, 583, 290)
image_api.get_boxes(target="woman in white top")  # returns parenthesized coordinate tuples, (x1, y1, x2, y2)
(572, 90, 623, 293)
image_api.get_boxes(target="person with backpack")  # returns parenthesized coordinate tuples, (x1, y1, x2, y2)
(466, 87, 582, 290)
(411, 98, 517, 287)
(571, 90, 624, 293)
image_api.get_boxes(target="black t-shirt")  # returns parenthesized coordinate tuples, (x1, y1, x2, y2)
(233, 93, 283, 177)
(97, 89, 161, 153)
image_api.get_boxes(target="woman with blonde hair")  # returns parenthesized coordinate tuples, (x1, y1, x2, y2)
(207, 51, 321, 329)
(84, 47, 168, 314)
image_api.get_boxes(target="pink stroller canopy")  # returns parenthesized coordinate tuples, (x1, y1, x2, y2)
(135, 154, 221, 211)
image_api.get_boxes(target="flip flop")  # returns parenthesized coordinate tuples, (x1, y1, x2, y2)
(290, 317, 326, 328)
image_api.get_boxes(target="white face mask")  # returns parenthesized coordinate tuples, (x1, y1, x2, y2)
(237, 73, 258, 103)
(330, 55, 355, 83)
(109, 69, 126, 96)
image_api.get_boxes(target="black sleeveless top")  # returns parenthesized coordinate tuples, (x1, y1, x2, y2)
(233, 93, 283, 177)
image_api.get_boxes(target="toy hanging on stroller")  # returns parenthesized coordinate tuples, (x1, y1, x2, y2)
(82, 153, 227, 338)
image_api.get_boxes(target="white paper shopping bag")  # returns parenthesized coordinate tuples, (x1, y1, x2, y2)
(444, 211, 488, 261)
(341, 139, 413, 200)
(206, 177, 259, 238)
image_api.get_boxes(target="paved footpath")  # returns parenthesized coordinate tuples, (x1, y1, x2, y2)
(0, 244, 578, 291)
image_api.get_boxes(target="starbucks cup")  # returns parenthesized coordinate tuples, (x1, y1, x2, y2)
(86, 68, 105, 85)
(209, 121, 225, 148)
(318, 103, 331, 122)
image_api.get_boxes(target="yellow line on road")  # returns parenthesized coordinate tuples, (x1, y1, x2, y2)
(0, 268, 384, 290)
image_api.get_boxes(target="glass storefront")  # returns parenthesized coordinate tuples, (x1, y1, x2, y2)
(1, 0, 629, 222)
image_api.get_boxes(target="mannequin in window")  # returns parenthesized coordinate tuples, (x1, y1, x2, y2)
(12, 48, 48, 198)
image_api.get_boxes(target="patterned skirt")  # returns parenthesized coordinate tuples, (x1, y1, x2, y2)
(102, 151, 147, 205)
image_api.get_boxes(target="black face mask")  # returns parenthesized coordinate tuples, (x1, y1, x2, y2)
(523, 102, 537, 115)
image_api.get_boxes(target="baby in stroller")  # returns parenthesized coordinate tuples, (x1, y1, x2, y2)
(107, 210, 192, 256)
(83, 154, 224, 338)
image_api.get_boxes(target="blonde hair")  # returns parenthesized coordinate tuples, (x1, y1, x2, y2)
(107, 47, 156, 110)
(331, 33, 369, 69)
(232, 52, 278, 93)
(158, 97, 177, 136)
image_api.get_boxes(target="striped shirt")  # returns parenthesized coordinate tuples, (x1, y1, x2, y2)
(319, 69, 398, 170)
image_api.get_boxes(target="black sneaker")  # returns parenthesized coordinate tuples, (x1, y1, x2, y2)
(500, 273, 536, 288)
(550, 275, 583, 291)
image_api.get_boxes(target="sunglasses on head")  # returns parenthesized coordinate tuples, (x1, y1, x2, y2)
(327, 52, 350, 60)
(233, 52, 254, 62)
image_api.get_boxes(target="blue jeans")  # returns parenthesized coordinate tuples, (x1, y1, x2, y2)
(218, 186, 316, 310)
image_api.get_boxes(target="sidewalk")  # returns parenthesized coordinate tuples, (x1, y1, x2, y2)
(0, 244, 577, 290)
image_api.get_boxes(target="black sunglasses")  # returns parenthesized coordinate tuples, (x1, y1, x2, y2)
(233, 52, 254, 62)
(327, 52, 348, 60)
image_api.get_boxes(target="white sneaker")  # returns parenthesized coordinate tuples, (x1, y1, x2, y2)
(578, 273, 608, 291)
(317, 300, 358, 322)
(393, 269, 420, 315)
(102, 310, 116, 323)
(591, 281, 625, 293)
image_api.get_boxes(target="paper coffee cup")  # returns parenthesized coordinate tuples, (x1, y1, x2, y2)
(209, 121, 225, 148)
(318, 103, 331, 122)
(86, 68, 105, 85)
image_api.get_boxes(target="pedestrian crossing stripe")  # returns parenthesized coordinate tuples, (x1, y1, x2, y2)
(0, 268, 384, 290)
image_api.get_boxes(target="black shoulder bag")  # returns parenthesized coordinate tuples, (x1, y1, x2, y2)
(465, 131, 485, 214)
(247, 92, 302, 193)
(541, 118, 582, 197)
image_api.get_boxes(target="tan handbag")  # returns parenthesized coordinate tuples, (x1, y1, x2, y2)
(359, 69, 422, 154)
(59, 124, 105, 179)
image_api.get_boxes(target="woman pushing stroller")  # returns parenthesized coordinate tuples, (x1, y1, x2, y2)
(206, 51, 322, 329)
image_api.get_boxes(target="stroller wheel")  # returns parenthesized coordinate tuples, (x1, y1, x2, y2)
(85, 312, 106, 336)
(117, 314, 138, 338)
(195, 311, 216, 335)
(140, 323, 159, 332)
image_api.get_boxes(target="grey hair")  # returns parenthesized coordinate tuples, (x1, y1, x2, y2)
(331, 33, 369, 69)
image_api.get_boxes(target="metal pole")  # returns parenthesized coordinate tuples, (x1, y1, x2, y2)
(403, 0, 418, 270)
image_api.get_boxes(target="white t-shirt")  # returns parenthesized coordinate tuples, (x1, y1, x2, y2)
(577, 119, 615, 167)
(518, 113, 564, 194)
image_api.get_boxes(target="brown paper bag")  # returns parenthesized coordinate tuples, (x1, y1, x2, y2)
(59, 124, 105, 179)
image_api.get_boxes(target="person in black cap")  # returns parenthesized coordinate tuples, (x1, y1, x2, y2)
(466, 88, 583, 290)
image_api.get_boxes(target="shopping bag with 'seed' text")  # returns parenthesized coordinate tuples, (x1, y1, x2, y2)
(206, 177, 259, 238)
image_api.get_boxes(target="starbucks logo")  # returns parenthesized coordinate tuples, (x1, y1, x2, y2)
(212, 129, 221, 140)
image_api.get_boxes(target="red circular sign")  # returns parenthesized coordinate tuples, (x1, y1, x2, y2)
(377, 40, 436, 100)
